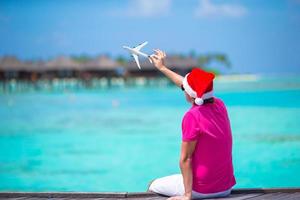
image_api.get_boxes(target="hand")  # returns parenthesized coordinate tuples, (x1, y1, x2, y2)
(150, 49, 167, 70)
(167, 195, 191, 200)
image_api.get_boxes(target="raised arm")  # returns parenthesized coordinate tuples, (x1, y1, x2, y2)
(150, 49, 184, 87)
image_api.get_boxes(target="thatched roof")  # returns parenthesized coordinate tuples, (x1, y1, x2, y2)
(0, 56, 49, 72)
(165, 56, 198, 69)
(24, 60, 45, 72)
(125, 56, 198, 71)
(44, 56, 80, 71)
(82, 55, 119, 71)
(0, 55, 198, 73)
(0, 56, 26, 71)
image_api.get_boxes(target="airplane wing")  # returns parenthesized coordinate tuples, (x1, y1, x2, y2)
(134, 41, 148, 51)
(132, 54, 141, 69)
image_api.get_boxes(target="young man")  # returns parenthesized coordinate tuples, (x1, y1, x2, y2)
(148, 50, 236, 200)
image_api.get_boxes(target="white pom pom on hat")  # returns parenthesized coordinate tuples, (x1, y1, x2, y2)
(194, 98, 204, 105)
(182, 68, 215, 106)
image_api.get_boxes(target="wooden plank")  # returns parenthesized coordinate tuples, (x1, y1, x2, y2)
(284, 192, 300, 200)
(0, 192, 127, 199)
(207, 193, 264, 200)
(127, 197, 167, 200)
(126, 192, 162, 198)
(30, 198, 108, 200)
(42, 198, 89, 200)
(57, 198, 107, 200)
(271, 193, 299, 200)
(0, 198, 28, 200)
(232, 188, 300, 194)
(245, 192, 295, 200)
(61, 198, 125, 200)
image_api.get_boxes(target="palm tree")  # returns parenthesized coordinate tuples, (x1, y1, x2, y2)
(197, 53, 231, 75)
(116, 55, 127, 65)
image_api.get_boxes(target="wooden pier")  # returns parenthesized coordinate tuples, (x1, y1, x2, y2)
(0, 188, 300, 200)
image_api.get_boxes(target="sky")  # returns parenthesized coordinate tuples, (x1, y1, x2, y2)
(0, 0, 300, 74)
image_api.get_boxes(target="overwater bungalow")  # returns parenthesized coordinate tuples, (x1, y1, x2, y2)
(25, 60, 46, 81)
(80, 55, 121, 79)
(0, 54, 203, 91)
(0, 56, 29, 80)
(166, 56, 198, 75)
(125, 56, 198, 77)
(43, 56, 80, 79)
(0, 56, 48, 82)
(0, 55, 199, 82)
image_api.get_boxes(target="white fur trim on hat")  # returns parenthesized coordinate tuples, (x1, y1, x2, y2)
(182, 74, 197, 98)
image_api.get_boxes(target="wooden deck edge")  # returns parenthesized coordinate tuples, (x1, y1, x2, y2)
(126, 192, 162, 198)
(0, 188, 300, 198)
(231, 187, 300, 194)
(0, 192, 129, 198)
(0, 191, 161, 198)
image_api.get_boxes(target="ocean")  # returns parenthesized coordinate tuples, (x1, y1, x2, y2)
(0, 75, 300, 192)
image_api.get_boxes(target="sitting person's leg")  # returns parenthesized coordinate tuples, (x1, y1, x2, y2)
(149, 174, 233, 199)
(148, 174, 184, 196)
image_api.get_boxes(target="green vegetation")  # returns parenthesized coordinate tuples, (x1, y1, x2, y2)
(197, 53, 231, 75)
(70, 54, 93, 63)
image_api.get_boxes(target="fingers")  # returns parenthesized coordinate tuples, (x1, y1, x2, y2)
(150, 54, 159, 60)
(153, 49, 166, 58)
(149, 54, 159, 64)
(152, 50, 162, 60)
(153, 49, 161, 57)
(154, 49, 164, 57)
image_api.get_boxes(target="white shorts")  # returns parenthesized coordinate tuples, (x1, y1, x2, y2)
(148, 174, 232, 199)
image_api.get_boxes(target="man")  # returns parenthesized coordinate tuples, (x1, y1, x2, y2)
(148, 50, 236, 200)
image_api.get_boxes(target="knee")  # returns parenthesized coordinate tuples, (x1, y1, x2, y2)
(148, 179, 159, 193)
(147, 179, 156, 192)
(147, 174, 183, 196)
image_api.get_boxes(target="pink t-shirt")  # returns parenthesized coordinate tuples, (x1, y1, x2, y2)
(181, 97, 236, 194)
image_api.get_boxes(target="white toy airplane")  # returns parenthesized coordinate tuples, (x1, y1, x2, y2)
(123, 41, 152, 69)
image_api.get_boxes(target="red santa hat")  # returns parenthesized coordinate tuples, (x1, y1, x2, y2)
(182, 68, 215, 105)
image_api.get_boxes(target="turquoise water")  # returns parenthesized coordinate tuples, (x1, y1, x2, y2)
(0, 76, 300, 192)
